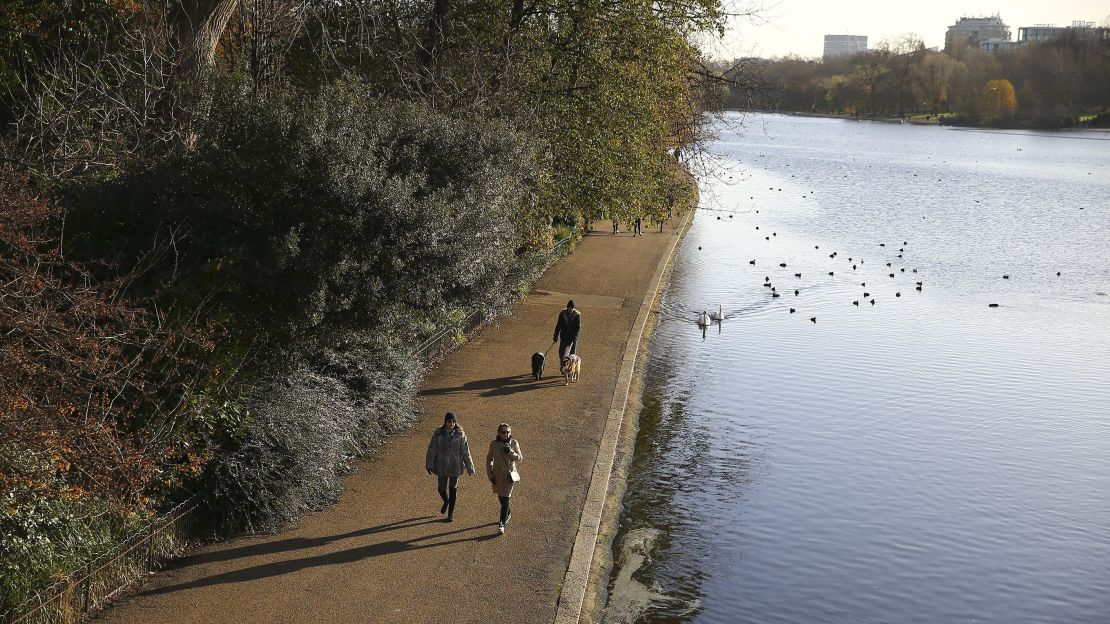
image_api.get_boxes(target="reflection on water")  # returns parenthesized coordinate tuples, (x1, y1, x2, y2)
(605, 114, 1110, 624)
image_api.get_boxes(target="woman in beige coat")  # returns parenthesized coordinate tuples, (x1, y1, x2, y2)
(486, 422, 523, 534)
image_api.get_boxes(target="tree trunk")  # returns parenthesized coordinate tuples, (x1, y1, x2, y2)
(420, 0, 450, 100)
(167, 0, 241, 78)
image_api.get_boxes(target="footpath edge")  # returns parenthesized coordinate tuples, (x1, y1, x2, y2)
(552, 208, 695, 624)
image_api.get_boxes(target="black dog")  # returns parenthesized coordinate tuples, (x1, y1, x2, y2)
(531, 352, 546, 380)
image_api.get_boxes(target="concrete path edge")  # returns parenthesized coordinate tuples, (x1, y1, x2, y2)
(552, 210, 693, 624)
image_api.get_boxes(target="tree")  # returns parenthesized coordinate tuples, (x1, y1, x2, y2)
(980, 78, 1016, 120)
(820, 73, 866, 114)
(948, 47, 1000, 119)
(850, 50, 889, 115)
(879, 34, 925, 116)
(914, 51, 958, 114)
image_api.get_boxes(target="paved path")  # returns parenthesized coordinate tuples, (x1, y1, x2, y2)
(98, 218, 686, 624)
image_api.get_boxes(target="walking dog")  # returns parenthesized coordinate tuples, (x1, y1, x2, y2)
(531, 352, 546, 381)
(561, 354, 581, 385)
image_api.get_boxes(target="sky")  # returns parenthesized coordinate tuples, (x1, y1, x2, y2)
(705, 0, 1110, 59)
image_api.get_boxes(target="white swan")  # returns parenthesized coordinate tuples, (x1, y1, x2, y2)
(697, 310, 710, 326)
(710, 305, 724, 321)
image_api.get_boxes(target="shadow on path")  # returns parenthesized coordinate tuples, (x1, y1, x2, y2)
(420, 375, 564, 398)
(164, 517, 440, 570)
(143, 523, 501, 597)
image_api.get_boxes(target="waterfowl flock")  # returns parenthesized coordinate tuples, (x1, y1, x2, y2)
(687, 151, 1091, 329)
(690, 207, 1069, 329)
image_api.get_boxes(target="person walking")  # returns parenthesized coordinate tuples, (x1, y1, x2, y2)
(486, 423, 523, 534)
(425, 412, 475, 522)
(634, 216, 642, 236)
(552, 300, 581, 359)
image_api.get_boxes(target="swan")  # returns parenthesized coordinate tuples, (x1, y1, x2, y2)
(697, 310, 710, 326)
(710, 305, 724, 321)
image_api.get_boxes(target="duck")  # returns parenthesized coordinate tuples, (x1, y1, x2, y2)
(710, 305, 725, 321)
(697, 310, 710, 326)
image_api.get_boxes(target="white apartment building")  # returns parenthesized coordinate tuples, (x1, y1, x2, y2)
(823, 35, 868, 59)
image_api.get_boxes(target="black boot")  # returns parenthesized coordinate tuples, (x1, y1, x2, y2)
(446, 488, 457, 522)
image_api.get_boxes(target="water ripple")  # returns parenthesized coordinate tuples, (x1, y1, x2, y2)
(607, 114, 1110, 624)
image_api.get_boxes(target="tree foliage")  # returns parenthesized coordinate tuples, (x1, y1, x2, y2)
(1, 0, 733, 609)
(979, 79, 1017, 121)
(737, 33, 1110, 127)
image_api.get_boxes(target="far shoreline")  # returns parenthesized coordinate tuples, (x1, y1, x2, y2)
(731, 109, 1110, 132)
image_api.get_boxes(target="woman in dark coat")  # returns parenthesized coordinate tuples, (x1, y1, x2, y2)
(426, 412, 475, 522)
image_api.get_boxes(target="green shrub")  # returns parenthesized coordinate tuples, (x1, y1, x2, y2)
(59, 77, 550, 535)
(64, 77, 542, 354)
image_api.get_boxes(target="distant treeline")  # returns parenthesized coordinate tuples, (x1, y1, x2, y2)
(719, 33, 1110, 128)
(0, 0, 746, 611)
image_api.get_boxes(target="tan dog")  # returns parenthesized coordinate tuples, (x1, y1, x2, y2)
(561, 354, 581, 385)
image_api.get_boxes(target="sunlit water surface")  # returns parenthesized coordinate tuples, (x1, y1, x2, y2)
(603, 114, 1110, 624)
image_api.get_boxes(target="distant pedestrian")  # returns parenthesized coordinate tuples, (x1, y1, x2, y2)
(552, 300, 581, 359)
(486, 422, 523, 534)
(612, 219, 619, 234)
(426, 412, 475, 522)
(634, 217, 642, 236)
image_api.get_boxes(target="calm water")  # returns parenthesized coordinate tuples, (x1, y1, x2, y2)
(603, 114, 1110, 624)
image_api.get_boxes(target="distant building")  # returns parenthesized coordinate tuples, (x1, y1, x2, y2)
(979, 39, 1021, 52)
(1018, 21, 1108, 44)
(945, 15, 1011, 52)
(823, 35, 868, 59)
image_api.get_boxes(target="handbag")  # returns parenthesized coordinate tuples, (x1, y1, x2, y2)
(508, 467, 520, 483)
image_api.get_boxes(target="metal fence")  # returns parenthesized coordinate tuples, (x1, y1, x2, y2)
(2, 499, 197, 624)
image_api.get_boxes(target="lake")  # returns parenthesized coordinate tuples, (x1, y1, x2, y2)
(602, 114, 1110, 624)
